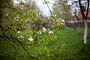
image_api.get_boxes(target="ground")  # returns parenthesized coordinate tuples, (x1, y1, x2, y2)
(0, 28, 90, 60)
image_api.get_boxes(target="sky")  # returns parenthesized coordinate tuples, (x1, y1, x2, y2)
(13, 0, 55, 17)
(34, 0, 55, 17)
(13, 0, 26, 4)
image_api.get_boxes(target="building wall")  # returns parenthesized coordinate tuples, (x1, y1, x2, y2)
(66, 21, 90, 28)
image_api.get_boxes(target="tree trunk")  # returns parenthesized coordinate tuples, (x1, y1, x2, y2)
(83, 19, 88, 44)
(77, 20, 80, 34)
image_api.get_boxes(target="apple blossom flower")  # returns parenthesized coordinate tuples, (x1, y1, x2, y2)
(6, 14, 8, 16)
(62, 20, 65, 22)
(17, 31, 21, 33)
(49, 31, 53, 34)
(39, 32, 42, 34)
(42, 27, 46, 33)
(18, 35, 24, 38)
(28, 36, 33, 41)
(61, 23, 64, 25)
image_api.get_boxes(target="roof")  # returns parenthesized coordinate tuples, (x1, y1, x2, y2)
(77, 9, 90, 20)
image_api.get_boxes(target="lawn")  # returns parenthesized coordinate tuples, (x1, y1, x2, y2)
(0, 28, 90, 60)
(46, 28, 90, 60)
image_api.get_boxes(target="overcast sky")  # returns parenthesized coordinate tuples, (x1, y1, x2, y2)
(34, 0, 55, 17)
(13, 0, 55, 17)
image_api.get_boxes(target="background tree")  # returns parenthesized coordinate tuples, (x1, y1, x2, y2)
(53, 0, 74, 28)
(78, 0, 89, 44)
(0, 0, 64, 59)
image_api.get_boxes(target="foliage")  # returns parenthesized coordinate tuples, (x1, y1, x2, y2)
(0, 28, 90, 60)
(48, 15, 65, 29)
(53, 0, 74, 21)
(0, 0, 65, 59)
(60, 2, 74, 21)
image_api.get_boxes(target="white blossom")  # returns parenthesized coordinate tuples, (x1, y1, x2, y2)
(39, 32, 42, 34)
(49, 31, 53, 34)
(55, 15, 56, 16)
(62, 20, 65, 22)
(17, 31, 21, 33)
(53, 15, 56, 17)
(18, 35, 24, 38)
(21, 35, 24, 38)
(61, 23, 64, 25)
(28, 36, 33, 41)
(42, 27, 46, 33)
(6, 14, 8, 16)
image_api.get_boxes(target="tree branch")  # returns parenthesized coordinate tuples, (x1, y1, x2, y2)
(85, 0, 89, 19)
(0, 35, 33, 58)
(44, 0, 53, 16)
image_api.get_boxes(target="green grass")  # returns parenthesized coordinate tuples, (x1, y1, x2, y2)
(0, 28, 90, 60)
(46, 28, 90, 60)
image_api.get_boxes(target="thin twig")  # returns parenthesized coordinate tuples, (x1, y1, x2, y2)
(44, 0, 53, 16)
